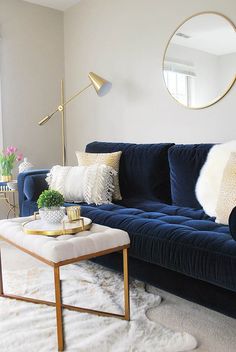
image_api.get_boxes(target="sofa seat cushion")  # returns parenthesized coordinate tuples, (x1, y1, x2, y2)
(116, 197, 212, 220)
(80, 203, 236, 292)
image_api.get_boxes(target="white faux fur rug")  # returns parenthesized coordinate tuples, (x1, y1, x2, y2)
(0, 262, 197, 352)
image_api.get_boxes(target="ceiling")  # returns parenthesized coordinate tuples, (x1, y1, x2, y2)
(171, 13, 236, 56)
(23, 0, 80, 11)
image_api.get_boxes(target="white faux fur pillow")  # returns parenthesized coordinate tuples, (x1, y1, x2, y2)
(196, 141, 236, 217)
(46, 164, 116, 205)
(215, 152, 236, 225)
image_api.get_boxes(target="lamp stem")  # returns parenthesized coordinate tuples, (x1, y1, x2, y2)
(62, 83, 93, 108)
(38, 83, 93, 127)
(60, 80, 66, 166)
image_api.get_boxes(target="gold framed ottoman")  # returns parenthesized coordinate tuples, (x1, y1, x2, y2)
(0, 217, 130, 351)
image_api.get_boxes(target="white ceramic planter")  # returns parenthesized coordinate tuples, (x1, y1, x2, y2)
(39, 207, 65, 224)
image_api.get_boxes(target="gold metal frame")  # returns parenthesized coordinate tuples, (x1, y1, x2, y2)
(38, 81, 93, 166)
(60, 80, 66, 167)
(0, 236, 130, 352)
(0, 189, 18, 218)
(162, 11, 236, 110)
(22, 216, 91, 236)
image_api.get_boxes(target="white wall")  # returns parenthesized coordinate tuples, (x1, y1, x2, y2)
(0, 67, 3, 151)
(0, 0, 64, 218)
(64, 0, 236, 166)
(0, 0, 64, 168)
(219, 52, 236, 92)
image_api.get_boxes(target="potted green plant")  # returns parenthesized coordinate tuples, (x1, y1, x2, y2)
(37, 190, 65, 224)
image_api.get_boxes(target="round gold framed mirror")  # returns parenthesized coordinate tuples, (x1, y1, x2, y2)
(163, 12, 236, 109)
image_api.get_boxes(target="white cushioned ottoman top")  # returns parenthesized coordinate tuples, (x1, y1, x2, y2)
(0, 217, 130, 264)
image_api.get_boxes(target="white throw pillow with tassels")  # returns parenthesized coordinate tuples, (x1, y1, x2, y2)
(46, 164, 116, 205)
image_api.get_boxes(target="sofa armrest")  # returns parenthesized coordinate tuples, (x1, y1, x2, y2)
(17, 169, 49, 216)
(229, 207, 236, 241)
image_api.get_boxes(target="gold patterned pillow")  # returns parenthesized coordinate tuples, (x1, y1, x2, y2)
(76, 151, 122, 200)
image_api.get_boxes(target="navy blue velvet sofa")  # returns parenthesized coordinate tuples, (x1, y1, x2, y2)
(18, 142, 236, 318)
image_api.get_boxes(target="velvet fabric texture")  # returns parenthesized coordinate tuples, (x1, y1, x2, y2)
(168, 144, 213, 208)
(18, 189, 236, 292)
(86, 141, 174, 204)
(18, 142, 236, 317)
(18, 170, 49, 216)
(78, 203, 236, 292)
(229, 207, 236, 241)
(23, 174, 48, 201)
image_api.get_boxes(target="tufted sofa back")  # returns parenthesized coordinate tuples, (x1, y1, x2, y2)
(18, 142, 217, 217)
(86, 142, 216, 208)
(86, 141, 174, 203)
(168, 144, 213, 209)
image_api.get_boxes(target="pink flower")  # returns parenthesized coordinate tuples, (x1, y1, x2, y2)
(11, 146, 17, 153)
(6, 146, 17, 155)
(17, 153, 23, 161)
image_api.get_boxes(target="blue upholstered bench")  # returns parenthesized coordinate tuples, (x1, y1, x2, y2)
(18, 142, 236, 318)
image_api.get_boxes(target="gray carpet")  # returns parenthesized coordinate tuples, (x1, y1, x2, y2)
(146, 285, 236, 352)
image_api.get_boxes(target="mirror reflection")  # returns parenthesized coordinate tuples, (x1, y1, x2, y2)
(163, 13, 236, 109)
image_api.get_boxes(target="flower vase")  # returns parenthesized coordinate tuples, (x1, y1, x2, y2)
(0, 175, 13, 182)
(0, 164, 13, 182)
(39, 207, 65, 224)
(0, 159, 14, 182)
(19, 157, 33, 173)
(0, 146, 23, 182)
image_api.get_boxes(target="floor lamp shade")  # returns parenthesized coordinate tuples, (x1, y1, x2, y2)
(88, 72, 112, 97)
(38, 72, 112, 166)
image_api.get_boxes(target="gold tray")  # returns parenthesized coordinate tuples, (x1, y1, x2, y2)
(22, 215, 92, 236)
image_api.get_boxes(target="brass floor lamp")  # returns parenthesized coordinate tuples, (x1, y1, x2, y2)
(38, 72, 112, 166)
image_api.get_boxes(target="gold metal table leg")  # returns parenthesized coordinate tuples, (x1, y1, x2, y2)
(0, 248, 3, 295)
(54, 267, 64, 351)
(0, 243, 130, 351)
(12, 192, 17, 217)
(0, 191, 18, 219)
(123, 248, 130, 321)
